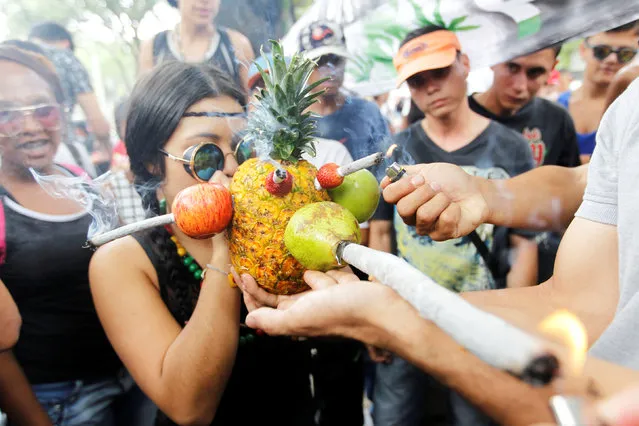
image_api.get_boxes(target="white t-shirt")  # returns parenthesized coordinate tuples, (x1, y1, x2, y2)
(575, 78, 639, 368)
(302, 137, 353, 168)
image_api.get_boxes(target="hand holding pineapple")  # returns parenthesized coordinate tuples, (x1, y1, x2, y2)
(242, 269, 399, 342)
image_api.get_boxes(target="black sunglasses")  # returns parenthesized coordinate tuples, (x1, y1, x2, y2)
(159, 111, 249, 182)
(233, 134, 258, 166)
(585, 39, 637, 64)
(160, 136, 257, 183)
(160, 143, 228, 183)
(317, 54, 345, 68)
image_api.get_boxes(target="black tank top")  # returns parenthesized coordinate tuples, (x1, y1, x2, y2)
(0, 166, 121, 384)
(132, 228, 316, 426)
(152, 28, 242, 89)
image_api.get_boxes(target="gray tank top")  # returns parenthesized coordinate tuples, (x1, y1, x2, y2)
(152, 28, 242, 89)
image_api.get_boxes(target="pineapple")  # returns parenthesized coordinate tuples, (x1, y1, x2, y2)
(229, 41, 331, 295)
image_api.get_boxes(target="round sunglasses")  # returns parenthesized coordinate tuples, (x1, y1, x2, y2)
(160, 138, 257, 183)
(160, 143, 230, 183)
(585, 39, 637, 65)
(0, 104, 61, 137)
(159, 110, 251, 182)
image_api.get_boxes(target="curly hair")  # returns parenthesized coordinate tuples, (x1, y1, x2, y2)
(125, 61, 245, 323)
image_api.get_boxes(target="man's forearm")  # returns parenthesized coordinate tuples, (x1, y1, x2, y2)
(0, 351, 51, 426)
(366, 292, 639, 425)
(480, 165, 587, 231)
(463, 284, 557, 334)
(368, 299, 555, 426)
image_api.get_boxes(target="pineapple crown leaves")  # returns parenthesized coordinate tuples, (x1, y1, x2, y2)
(247, 40, 330, 163)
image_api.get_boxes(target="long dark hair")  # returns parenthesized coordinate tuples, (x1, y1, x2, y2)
(125, 61, 246, 323)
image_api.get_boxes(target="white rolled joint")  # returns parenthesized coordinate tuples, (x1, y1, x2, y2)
(337, 152, 384, 177)
(89, 213, 175, 247)
(337, 242, 557, 382)
(273, 168, 288, 184)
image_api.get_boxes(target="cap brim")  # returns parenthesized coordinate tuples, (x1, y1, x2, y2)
(303, 46, 351, 60)
(396, 47, 457, 87)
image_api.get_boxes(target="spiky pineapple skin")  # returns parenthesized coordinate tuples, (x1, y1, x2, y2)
(230, 158, 330, 294)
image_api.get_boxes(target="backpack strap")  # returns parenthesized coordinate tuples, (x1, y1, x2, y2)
(60, 163, 90, 179)
(217, 28, 242, 87)
(468, 230, 500, 283)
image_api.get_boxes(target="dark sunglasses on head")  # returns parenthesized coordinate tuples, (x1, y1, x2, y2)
(585, 39, 637, 64)
(0, 104, 61, 137)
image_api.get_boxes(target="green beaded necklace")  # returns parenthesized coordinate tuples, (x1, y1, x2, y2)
(159, 198, 259, 346)
(160, 199, 204, 281)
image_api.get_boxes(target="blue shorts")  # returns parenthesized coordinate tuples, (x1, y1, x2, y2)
(31, 368, 156, 426)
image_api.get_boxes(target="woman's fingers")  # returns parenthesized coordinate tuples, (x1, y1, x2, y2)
(239, 273, 281, 308)
(209, 170, 231, 188)
(242, 290, 262, 312)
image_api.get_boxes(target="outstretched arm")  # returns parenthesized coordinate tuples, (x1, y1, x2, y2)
(382, 163, 587, 240)
(243, 272, 556, 426)
(463, 216, 618, 346)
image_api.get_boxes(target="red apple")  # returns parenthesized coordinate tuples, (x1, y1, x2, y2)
(172, 183, 233, 238)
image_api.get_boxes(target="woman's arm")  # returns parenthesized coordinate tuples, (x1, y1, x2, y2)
(89, 235, 240, 425)
(0, 351, 52, 426)
(0, 279, 20, 350)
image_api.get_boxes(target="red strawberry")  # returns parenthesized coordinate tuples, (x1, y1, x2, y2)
(316, 163, 344, 189)
(265, 169, 293, 196)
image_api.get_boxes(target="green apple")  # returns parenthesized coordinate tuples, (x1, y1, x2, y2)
(328, 169, 380, 223)
(285, 202, 361, 271)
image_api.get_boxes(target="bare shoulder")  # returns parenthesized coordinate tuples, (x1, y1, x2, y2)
(89, 235, 158, 291)
(225, 29, 254, 60)
(605, 65, 639, 109)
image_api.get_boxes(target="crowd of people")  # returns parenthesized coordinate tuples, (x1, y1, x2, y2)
(0, 0, 638, 425)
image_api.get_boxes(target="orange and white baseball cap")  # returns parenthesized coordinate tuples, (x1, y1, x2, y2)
(393, 30, 462, 87)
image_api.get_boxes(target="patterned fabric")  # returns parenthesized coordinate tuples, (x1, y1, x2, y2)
(41, 45, 96, 170)
(107, 172, 146, 225)
(41, 46, 93, 112)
